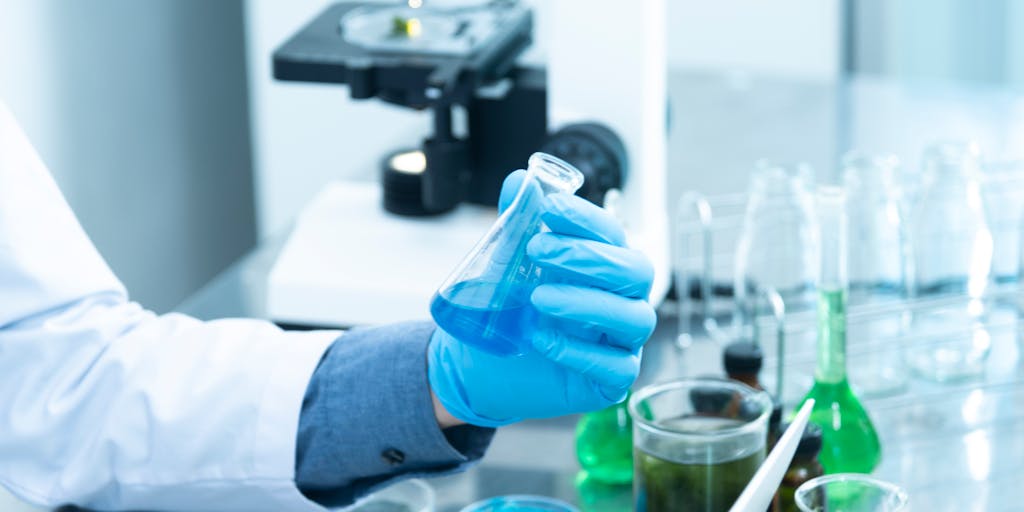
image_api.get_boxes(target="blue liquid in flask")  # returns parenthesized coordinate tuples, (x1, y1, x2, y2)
(430, 280, 539, 356)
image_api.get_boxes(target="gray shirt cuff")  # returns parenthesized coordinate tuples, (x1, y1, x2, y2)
(294, 320, 495, 508)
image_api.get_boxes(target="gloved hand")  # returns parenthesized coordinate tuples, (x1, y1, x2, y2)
(427, 170, 657, 427)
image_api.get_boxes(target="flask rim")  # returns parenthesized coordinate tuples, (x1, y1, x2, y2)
(528, 152, 585, 194)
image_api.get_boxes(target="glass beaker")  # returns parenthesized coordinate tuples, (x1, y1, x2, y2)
(628, 378, 773, 512)
(907, 141, 993, 381)
(842, 152, 908, 397)
(794, 474, 908, 512)
(734, 161, 819, 342)
(430, 152, 584, 356)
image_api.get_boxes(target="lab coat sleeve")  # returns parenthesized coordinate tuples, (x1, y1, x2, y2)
(0, 101, 337, 511)
(296, 321, 495, 508)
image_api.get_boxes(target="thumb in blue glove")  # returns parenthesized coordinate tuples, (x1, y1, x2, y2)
(428, 170, 657, 427)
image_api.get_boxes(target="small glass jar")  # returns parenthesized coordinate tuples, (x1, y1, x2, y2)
(734, 161, 819, 340)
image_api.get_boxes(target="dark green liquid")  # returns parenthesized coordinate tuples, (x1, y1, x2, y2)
(634, 417, 764, 512)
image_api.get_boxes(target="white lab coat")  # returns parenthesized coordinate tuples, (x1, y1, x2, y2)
(0, 100, 341, 511)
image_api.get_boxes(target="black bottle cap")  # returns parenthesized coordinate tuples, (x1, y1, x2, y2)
(724, 341, 764, 376)
(689, 387, 733, 415)
(794, 423, 824, 458)
(769, 399, 783, 432)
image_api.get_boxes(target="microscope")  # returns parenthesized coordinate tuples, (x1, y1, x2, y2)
(267, 0, 668, 327)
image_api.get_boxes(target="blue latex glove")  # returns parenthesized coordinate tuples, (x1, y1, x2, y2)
(428, 170, 657, 427)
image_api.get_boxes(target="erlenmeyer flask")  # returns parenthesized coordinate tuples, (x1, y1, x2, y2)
(842, 152, 908, 397)
(430, 152, 585, 356)
(907, 142, 993, 382)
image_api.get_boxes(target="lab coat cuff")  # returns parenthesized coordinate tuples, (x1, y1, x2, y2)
(254, 329, 339, 488)
(295, 321, 495, 507)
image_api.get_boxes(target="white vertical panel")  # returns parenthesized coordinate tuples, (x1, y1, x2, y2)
(668, 0, 842, 79)
(548, 0, 670, 301)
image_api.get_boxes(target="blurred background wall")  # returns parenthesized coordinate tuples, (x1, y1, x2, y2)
(0, 0, 256, 312)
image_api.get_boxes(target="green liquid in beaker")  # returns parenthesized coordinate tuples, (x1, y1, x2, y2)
(633, 417, 764, 512)
(798, 287, 881, 474)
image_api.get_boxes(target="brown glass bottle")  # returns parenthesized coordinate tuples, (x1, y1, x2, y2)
(776, 423, 825, 512)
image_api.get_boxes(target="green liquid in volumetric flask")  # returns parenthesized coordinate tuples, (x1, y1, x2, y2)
(798, 287, 881, 474)
(576, 396, 633, 484)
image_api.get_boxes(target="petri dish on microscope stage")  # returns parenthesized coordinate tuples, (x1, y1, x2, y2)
(460, 495, 579, 512)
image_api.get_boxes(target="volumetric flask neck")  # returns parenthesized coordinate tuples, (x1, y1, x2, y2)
(430, 152, 584, 356)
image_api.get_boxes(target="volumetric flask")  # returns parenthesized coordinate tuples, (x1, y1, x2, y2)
(907, 142, 993, 381)
(629, 378, 773, 512)
(842, 152, 908, 397)
(794, 474, 907, 512)
(430, 152, 584, 356)
(734, 161, 819, 341)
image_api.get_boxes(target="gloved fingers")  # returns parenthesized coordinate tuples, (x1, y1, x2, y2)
(528, 233, 655, 299)
(592, 347, 645, 405)
(541, 192, 627, 247)
(532, 284, 656, 352)
(498, 170, 528, 214)
(565, 377, 628, 413)
(531, 328, 641, 393)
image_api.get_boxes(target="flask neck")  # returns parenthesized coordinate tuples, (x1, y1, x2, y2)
(816, 286, 848, 384)
(503, 153, 584, 227)
(815, 187, 848, 384)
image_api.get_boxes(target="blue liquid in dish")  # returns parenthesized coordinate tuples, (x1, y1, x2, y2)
(430, 280, 538, 356)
